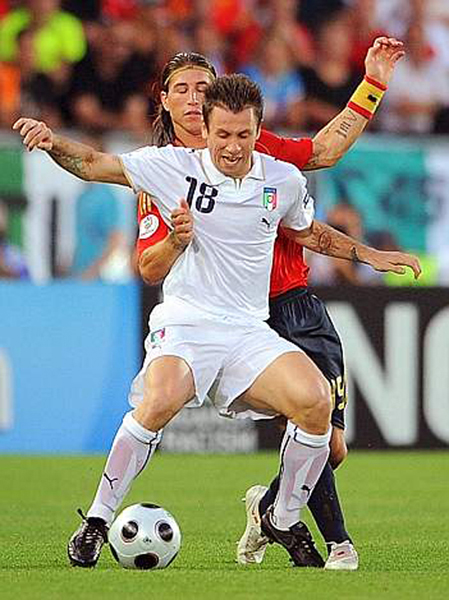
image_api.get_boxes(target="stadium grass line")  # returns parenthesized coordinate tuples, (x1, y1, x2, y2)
(0, 452, 448, 600)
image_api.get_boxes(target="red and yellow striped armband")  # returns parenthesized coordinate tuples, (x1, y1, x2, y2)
(347, 76, 387, 120)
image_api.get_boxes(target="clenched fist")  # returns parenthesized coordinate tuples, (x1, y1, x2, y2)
(170, 198, 193, 249)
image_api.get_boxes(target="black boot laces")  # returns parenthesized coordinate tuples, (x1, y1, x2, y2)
(76, 508, 107, 550)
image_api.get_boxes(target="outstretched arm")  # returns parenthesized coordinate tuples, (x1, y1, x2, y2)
(284, 220, 422, 279)
(303, 37, 405, 170)
(12, 118, 128, 185)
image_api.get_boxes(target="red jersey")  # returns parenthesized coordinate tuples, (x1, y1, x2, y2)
(256, 130, 312, 296)
(136, 129, 313, 297)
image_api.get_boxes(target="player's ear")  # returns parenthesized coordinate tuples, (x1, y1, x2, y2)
(201, 122, 208, 140)
(256, 124, 262, 140)
(161, 91, 169, 112)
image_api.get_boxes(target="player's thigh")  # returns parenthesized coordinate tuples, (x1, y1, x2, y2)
(144, 355, 195, 403)
(242, 350, 331, 421)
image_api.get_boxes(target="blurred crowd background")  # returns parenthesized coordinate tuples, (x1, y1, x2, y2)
(1, 0, 449, 285)
(2, 0, 449, 136)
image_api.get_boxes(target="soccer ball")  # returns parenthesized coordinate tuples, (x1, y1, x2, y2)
(108, 503, 181, 570)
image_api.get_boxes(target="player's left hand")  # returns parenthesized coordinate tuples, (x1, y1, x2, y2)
(170, 198, 193, 249)
(365, 37, 405, 86)
(368, 250, 422, 279)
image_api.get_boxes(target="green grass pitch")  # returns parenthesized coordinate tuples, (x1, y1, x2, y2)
(0, 451, 448, 600)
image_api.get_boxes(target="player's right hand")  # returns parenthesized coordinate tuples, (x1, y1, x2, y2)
(12, 117, 54, 152)
(170, 198, 193, 249)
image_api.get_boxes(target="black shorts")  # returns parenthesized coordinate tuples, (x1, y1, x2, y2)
(268, 287, 347, 430)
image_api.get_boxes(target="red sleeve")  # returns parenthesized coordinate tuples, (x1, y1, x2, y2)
(256, 129, 313, 170)
(136, 192, 170, 256)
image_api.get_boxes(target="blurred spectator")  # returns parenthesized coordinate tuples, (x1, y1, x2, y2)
(153, 21, 193, 68)
(347, 0, 387, 75)
(101, 0, 139, 20)
(375, 0, 407, 37)
(426, 0, 449, 25)
(128, 4, 158, 57)
(0, 28, 27, 127)
(0, 0, 9, 18)
(61, 0, 102, 22)
(380, 22, 449, 134)
(298, 0, 345, 31)
(100, 0, 181, 23)
(308, 203, 365, 286)
(300, 12, 360, 130)
(242, 33, 305, 130)
(200, 0, 256, 37)
(377, 0, 449, 39)
(376, 0, 449, 71)
(69, 21, 155, 136)
(267, 0, 315, 68)
(70, 141, 131, 282)
(0, 200, 29, 279)
(0, 27, 52, 127)
(193, 21, 226, 75)
(166, 0, 195, 23)
(0, 0, 86, 73)
(196, 0, 262, 71)
(0, 25, 78, 129)
(410, 0, 449, 72)
(0, 61, 19, 127)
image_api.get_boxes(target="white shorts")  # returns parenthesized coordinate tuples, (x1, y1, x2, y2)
(129, 301, 303, 420)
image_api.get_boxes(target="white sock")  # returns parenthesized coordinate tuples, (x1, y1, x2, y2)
(272, 421, 331, 530)
(87, 411, 162, 525)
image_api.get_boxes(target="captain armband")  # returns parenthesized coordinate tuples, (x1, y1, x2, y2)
(347, 76, 387, 120)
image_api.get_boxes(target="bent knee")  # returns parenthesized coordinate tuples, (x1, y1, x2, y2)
(290, 377, 332, 433)
(138, 387, 189, 430)
(309, 377, 332, 425)
(135, 395, 181, 431)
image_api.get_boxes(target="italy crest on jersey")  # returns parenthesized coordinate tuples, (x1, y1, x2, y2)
(263, 187, 277, 211)
(150, 328, 165, 347)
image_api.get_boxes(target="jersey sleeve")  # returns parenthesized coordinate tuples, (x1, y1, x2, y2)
(281, 173, 315, 232)
(136, 191, 170, 256)
(120, 145, 187, 231)
(256, 129, 313, 170)
(120, 145, 179, 199)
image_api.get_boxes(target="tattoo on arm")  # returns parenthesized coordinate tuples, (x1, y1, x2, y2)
(351, 246, 361, 262)
(306, 108, 365, 169)
(300, 221, 364, 262)
(49, 150, 91, 179)
(317, 231, 333, 254)
(335, 110, 359, 140)
(304, 140, 328, 169)
(47, 135, 97, 180)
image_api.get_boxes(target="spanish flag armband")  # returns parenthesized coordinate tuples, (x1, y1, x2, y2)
(347, 76, 387, 120)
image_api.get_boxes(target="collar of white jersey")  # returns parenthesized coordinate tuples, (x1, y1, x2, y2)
(201, 148, 265, 185)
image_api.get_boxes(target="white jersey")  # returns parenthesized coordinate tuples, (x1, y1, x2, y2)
(120, 145, 314, 323)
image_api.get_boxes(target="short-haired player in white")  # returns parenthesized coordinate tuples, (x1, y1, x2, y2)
(13, 75, 421, 569)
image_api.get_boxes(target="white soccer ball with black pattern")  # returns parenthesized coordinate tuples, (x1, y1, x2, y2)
(109, 503, 181, 570)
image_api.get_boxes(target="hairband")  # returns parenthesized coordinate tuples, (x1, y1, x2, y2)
(164, 65, 216, 87)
